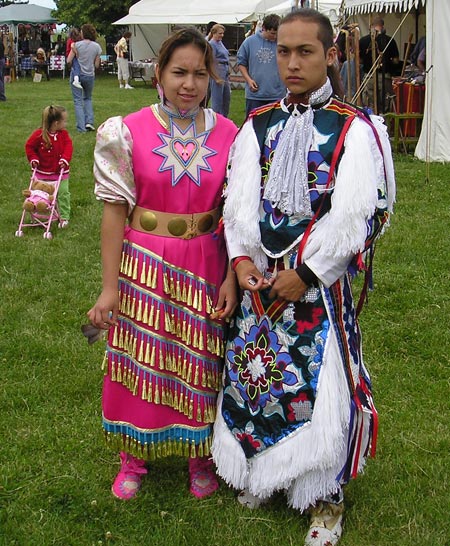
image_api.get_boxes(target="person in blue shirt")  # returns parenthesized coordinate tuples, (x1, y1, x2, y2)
(237, 14, 286, 116)
(208, 24, 231, 117)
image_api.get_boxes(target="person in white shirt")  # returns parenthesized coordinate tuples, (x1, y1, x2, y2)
(114, 32, 133, 89)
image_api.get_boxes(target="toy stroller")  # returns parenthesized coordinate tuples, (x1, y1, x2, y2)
(15, 167, 64, 239)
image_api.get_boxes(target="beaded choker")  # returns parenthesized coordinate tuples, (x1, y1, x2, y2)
(159, 100, 200, 120)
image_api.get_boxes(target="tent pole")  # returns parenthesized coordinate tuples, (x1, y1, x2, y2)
(341, 29, 351, 100)
(370, 15, 378, 114)
(401, 33, 413, 77)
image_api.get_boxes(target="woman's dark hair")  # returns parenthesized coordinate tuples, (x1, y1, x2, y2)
(157, 27, 218, 82)
(280, 8, 344, 98)
(206, 21, 218, 35)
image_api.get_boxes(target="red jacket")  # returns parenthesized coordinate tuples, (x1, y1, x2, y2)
(25, 129, 73, 176)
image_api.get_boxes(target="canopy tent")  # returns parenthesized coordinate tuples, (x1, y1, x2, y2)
(115, 0, 283, 25)
(0, 4, 56, 24)
(0, 4, 57, 65)
(342, 0, 450, 162)
(114, 0, 284, 59)
(267, 1, 341, 23)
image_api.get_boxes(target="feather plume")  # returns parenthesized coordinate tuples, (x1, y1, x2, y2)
(81, 323, 106, 345)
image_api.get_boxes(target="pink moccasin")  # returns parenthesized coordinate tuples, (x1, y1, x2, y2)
(111, 452, 148, 500)
(188, 457, 219, 499)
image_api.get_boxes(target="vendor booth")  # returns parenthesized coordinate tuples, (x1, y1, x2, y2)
(0, 4, 57, 80)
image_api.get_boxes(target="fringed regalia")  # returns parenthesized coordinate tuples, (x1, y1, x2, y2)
(93, 106, 237, 460)
(212, 94, 395, 511)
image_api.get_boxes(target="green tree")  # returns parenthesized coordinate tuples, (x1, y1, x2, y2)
(53, 0, 137, 36)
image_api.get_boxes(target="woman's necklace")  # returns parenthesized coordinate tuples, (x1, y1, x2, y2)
(158, 98, 199, 121)
(153, 100, 214, 188)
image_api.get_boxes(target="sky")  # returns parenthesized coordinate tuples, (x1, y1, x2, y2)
(30, 0, 57, 8)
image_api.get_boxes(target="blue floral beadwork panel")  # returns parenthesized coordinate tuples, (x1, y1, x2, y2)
(222, 287, 329, 459)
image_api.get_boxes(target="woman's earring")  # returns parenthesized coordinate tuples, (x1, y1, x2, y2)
(157, 83, 164, 102)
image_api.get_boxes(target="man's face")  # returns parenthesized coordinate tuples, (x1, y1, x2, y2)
(276, 19, 336, 98)
(262, 27, 278, 42)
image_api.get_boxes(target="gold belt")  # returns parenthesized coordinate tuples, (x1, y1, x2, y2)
(130, 205, 221, 239)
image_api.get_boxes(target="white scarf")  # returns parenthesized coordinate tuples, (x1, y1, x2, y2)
(263, 78, 333, 216)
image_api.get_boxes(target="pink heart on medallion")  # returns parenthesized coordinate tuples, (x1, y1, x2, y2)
(173, 140, 198, 163)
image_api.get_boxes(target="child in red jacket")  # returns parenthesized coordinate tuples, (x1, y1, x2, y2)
(25, 105, 73, 227)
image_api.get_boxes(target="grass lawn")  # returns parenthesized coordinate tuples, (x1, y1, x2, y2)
(0, 74, 448, 546)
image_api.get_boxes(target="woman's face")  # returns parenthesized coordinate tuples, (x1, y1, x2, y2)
(213, 29, 225, 41)
(157, 44, 209, 111)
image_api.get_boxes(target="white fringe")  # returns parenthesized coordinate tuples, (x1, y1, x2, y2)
(302, 117, 381, 260)
(223, 119, 266, 272)
(212, 308, 351, 511)
(370, 114, 396, 213)
(211, 390, 248, 490)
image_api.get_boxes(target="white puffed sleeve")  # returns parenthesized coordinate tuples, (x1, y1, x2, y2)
(93, 116, 136, 215)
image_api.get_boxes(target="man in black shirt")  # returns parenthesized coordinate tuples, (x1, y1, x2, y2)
(359, 17, 400, 112)
(0, 39, 6, 101)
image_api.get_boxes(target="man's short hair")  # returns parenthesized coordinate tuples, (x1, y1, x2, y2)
(262, 14, 281, 31)
(372, 16, 384, 27)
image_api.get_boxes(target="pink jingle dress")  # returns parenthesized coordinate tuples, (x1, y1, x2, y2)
(94, 105, 238, 460)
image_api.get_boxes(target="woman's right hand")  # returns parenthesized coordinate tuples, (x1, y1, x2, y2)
(87, 287, 119, 329)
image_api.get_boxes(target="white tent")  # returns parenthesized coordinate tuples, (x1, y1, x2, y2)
(342, 0, 450, 162)
(267, 1, 341, 23)
(414, 0, 449, 162)
(114, 0, 284, 59)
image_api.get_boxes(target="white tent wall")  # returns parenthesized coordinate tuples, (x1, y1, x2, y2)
(415, 0, 450, 162)
(128, 24, 170, 60)
(342, 0, 449, 162)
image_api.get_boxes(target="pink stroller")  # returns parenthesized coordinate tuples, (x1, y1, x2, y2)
(15, 167, 64, 240)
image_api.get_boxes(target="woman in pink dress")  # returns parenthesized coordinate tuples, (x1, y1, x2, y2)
(88, 28, 238, 500)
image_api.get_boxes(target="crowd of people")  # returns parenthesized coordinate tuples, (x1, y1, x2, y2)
(335, 16, 425, 112)
(7, 8, 398, 546)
